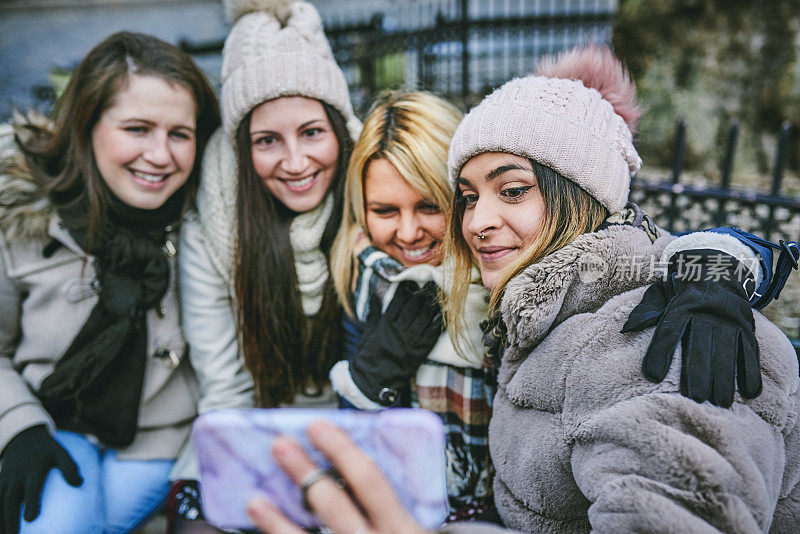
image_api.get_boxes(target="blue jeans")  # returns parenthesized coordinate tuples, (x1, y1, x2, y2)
(18, 430, 173, 534)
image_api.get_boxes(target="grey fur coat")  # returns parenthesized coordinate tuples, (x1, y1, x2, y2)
(447, 221, 800, 533)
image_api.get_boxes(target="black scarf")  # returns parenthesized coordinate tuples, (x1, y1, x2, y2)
(37, 189, 184, 448)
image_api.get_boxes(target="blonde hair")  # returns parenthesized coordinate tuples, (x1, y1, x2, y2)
(442, 160, 608, 338)
(331, 91, 462, 316)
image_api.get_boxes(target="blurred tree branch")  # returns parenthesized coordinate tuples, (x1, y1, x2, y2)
(613, 0, 800, 176)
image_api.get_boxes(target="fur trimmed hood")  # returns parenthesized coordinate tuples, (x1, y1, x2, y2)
(0, 116, 54, 242)
(500, 218, 673, 353)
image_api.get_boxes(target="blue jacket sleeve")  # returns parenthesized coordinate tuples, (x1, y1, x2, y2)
(704, 227, 798, 310)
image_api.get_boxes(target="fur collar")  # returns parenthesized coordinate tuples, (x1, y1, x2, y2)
(0, 116, 54, 242)
(500, 222, 673, 356)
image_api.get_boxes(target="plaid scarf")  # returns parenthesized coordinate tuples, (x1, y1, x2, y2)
(352, 246, 497, 515)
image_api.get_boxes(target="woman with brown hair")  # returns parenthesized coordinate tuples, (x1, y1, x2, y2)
(0, 31, 219, 533)
(173, 0, 360, 528)
(437, 45, 798, 532)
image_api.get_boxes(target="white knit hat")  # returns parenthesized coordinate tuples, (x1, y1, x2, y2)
(447, 74, 641, 212)
(221, 0, 361, 140)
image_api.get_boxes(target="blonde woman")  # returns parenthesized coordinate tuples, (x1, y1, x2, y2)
(328, 91, 496, 518)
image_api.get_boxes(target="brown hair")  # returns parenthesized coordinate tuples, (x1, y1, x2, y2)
(16, 31, 220, 242)
(234, 100, 353, 406)
(442, 159, 608, 338)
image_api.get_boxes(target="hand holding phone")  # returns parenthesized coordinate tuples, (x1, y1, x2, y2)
(192, 408, 448, 531)
(248, 419, 435, 534)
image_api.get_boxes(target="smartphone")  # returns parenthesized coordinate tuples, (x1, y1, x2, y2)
(192, 407, 448, 531)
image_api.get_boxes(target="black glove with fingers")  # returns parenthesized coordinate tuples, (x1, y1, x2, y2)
(0, 425, 82, 534)
(622, 249, 762, 408)
(350, 281, 444, 406)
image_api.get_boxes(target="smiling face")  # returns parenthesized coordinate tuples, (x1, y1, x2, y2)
(91, 74, 197, 210)
(457, 152, 546, 290)
(364, 158, 446, 267)
(249, 96, 340, 213)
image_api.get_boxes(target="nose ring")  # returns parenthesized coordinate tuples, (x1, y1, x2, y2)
(478, 231, 486, 240)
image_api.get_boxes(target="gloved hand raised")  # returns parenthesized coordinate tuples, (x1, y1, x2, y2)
(0, 425, 82, 534)
(350, 281, 444, 406)
(622, 249, 761, 408)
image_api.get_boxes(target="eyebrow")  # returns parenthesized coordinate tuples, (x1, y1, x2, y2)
(457, 162, 533, 185)
(120, 118, 195, 132)
(121, 118, 156, 126)
(486, 163, 533, 181)
(298, 119, 325, 130)
(250, 119, 325, 137)
(366, 201, 396, 208)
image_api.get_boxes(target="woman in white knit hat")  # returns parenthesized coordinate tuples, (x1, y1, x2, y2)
(172, 0, 361, 530)
(245, 46, 799, 534)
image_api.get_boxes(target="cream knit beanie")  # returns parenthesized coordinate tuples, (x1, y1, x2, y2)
(447, 47, 641, 212)
(221, 0, 361, 140)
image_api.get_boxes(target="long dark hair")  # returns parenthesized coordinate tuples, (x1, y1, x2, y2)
(16, 31, 220, 242)
(234, 100, 353, 406)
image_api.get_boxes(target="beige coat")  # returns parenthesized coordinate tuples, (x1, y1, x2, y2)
(481, 222, 800, 533)
(0, 125, 199, 464)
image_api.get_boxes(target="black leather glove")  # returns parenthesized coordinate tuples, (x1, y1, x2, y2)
(350, 281, 444, 406)
(622, 249, 762, 408)
(0, 425, 82, 533)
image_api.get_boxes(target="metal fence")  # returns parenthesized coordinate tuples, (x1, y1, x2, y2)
(325, 2, 614, 112)
(181, 0, 616, 113)
(630, 119, 800, 346)
(630, 119, 799, 241)
(180, 0, 799, 240)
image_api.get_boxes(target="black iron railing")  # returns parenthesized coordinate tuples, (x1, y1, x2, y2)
(180, 1, 615, 113)
(630, 120, 799, 349)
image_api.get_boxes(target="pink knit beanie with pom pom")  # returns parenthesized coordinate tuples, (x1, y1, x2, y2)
(447, 45, 641, 212)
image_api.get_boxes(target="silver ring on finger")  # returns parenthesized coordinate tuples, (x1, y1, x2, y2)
(300, 466, 341, 511)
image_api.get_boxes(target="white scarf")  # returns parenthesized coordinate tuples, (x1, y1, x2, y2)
(290, 193, 333, 315)
(197, 127, 333, 315)
(197, 128, 238, 280)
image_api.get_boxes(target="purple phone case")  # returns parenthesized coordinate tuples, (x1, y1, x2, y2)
(192, 408, 448, 530)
